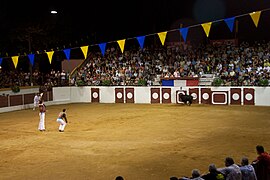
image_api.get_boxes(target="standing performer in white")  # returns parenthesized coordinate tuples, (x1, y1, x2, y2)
(57, 109, 68, 132)
(38, 99, 46, 131)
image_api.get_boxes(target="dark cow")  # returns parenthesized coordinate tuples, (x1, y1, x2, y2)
(179, 94, 193, 106)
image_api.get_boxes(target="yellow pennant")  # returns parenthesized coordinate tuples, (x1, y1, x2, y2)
(117, 39, 126, 53)
(46, 51, 54, 64)
(80, 46, 89, 59)
(157, 31, 167, 46)
(249, 11, 261, 27)
(11, 56, 19, 69)
(201, 22, 212, 37)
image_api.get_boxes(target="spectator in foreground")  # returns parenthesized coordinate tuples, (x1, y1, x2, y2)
(180, 169, 205, 180)
(252, 145, 270, 180)
(217, 157, 242, 180)
(239, 157, 257, 180)
(201, 163, 225, 180)
(115, 175, 124, 180)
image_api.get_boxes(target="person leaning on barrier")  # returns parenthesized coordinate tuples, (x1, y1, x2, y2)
(201, 163, 225, 180)
(240, 157, 257, 180)
(217, 157, 242, 180)
(180, 169, 204, 180)
(252, 145, 270, 180)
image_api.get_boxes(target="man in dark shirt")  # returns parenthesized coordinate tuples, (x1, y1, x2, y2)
(201, 164, 225, 180)
(253, 145, 270, 180)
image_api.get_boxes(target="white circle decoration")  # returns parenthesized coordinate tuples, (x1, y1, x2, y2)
(245, 93, 253, 101)
(117, 92, 123, 99)
(163, 93, 170, 99)
(152, 92, 159, 99)
(202, 93, 209, 100)
(93, 92, 98, 98)
(232, 93, 240, 101)
(191, 93, 197, 100)
(127, 92, 133, 99)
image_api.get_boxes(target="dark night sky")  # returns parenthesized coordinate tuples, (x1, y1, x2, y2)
(1, 0, 270, 51)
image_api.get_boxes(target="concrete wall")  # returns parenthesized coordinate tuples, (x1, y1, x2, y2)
(53, 86, 269, 106)
(1, 86, 269, 113)
(0, 88, 52, 113)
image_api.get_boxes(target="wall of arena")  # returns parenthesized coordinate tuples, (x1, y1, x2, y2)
(0, 88, 53, 113)
(1, 86, 270, 113)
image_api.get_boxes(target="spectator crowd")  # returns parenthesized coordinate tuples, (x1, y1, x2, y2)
(1, 40, 270, 89)
(114, 145, 270, 180)
(172, 145, 270, 180)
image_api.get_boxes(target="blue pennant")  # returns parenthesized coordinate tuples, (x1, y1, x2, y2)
(136, 36, 145, 49)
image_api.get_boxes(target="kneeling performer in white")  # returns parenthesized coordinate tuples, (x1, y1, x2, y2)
(57, 109, 68, 132)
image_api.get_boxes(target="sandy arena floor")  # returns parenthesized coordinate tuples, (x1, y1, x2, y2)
(0, 103, 269, 180)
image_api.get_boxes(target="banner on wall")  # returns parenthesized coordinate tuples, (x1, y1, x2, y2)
(210, 39, 238, 46)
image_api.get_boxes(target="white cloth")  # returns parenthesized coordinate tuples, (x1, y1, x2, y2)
(33, 95, 40, 109)
(57, 118, 66, 131)
(38, 112, 45, 130)
(218, 164, 242, 180)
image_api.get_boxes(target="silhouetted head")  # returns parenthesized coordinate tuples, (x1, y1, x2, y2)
(256, 145, 265, 154)
(191, 169, 201, 178)
(225, 157, 234, 167)
(241, 157, 249, 166)
(115, 176, 124, 180)
(209, 164, 217, 173)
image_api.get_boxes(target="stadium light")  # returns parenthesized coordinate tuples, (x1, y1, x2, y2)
(51, 10, 57, 14)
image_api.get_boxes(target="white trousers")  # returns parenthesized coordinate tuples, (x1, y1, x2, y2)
(33, 102, 38, 110)
(38, 112, 45, 130)
(57, 118, 66, 131)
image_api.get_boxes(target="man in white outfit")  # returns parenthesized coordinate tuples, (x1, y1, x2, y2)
(33, 93, 40, 110)
(57, 109, 68, 132)
(38, 99, 46, 131)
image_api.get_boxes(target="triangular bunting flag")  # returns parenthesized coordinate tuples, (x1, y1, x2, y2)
(224, 17, 235, 32)
(11, 56, 19, 69)
(63, 48, 71, 61)
(46, 51, 54, 64)
(201, 22, 212, 37)
(0, 57, 2, 66)
(136, 36, 145, 49)
(179, 28, 189, 43)
(249, 11, 261, 27)
(80, 46, 89, 59)
(28, 54, 35, 66)
(98, 43, 107, 56)
(157, 31, 167, 46)
(117, 39, 126, 53)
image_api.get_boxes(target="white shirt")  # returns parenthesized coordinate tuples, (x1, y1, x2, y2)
(218, 164, 242, 180)
(34, 95, 40, 104)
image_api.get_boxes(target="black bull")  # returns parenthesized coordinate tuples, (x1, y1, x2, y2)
(179, 94, 193, 105)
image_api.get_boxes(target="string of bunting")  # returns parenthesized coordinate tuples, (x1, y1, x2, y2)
(0, 8, 268, 69)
